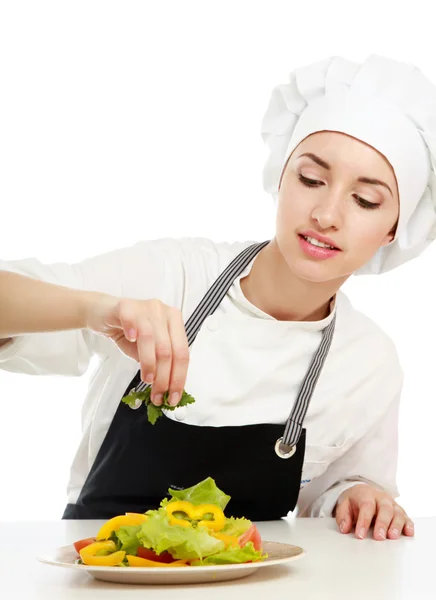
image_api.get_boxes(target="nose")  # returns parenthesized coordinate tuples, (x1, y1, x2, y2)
(310, 189, 344, 231)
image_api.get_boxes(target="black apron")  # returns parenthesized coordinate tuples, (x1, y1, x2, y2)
(63, 242, 336, 521)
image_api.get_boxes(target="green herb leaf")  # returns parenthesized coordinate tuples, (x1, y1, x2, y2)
(147, 402, 161, 425)
(121, 390, 148, 409)
(173, 390, 196, 409)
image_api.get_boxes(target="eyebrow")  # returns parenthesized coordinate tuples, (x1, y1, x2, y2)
(297, 152, 393, 197)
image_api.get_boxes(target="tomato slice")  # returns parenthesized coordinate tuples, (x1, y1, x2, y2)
(238, 524, 262, 552)
(137, 547, 176, 564)
(73, 537, 96, 554)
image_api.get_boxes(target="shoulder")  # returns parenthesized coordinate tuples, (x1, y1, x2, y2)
(121, 236, 256, 269)
(77, 236, 257, 302)
(130, 235, 257, 279)
(117, 237, 258, 316)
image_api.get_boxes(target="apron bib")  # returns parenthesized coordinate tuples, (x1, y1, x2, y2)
(63, 242, 335, 521)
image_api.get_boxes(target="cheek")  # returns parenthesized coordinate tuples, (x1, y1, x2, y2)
(348, 218, 393, 256)
(276, 187, 304, 228)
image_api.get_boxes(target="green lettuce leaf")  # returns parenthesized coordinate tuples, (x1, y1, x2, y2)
(137, 508, 225, 560)
(220, 517, 252, 537)
(114, 525, 142, 555)
(168, 477, 231, 511)
(121, 388, 195, 424)
(190, 541, 266, 565)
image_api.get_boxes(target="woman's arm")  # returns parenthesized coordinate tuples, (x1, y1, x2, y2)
(0, 238, 190, 377)
(0, 270, 102, 338)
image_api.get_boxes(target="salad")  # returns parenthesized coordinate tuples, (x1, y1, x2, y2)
(73, 478, 266, 568)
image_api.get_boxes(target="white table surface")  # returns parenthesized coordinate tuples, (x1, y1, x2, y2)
(1, 517, 434, 599)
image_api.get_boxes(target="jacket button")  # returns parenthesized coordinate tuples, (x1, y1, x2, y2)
(174, 407, 187, 421)
(207, 316, 219, 332)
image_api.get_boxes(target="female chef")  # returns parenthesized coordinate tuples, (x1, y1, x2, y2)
(1, 54, 435, 542)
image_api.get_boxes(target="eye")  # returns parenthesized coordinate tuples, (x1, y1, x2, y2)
(298, 174, 323, 187)
(353, 195, 380, 210)
(299, 173, 381, 210)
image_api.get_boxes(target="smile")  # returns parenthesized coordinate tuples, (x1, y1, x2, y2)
(302, 235, 337, 250)
(297, 234, 341, 260)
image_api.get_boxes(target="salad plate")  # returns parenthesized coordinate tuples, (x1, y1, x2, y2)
(37, 540, 305, 584)
(37, 477, 305, 584)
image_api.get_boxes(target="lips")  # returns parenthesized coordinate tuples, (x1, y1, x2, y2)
(297, 232, 342, 261)
(299, 230, 341, 250)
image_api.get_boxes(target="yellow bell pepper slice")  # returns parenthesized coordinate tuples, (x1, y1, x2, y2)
(212, 532, 239, 547)
(126, 555, 188, 568)
(165, 501, 226, 531)
(96, 514, 149, 540)
(79, 541, 126, 566)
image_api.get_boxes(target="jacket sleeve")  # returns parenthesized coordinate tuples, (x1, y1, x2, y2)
(297, 374, 402, 518)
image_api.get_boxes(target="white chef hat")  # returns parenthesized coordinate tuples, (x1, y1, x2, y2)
(261, 54, 436, 275)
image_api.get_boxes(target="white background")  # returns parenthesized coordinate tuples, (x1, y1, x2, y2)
(0, 0, 435, 521)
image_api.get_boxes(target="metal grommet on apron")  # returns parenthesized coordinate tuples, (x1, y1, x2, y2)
(274, 438, 297, 459)
(63, 241, 336, 521)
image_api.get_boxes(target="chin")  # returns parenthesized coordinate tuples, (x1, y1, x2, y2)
(286, 256, 350, 284)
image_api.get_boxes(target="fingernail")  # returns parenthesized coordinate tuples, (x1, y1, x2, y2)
(127, 328, 137, 342)
(153, 394, 163, 406)
(170, 392, 179, 406)
(358, 527, 366, 539)
(378, 528, 386, 540)
(145, 373, 154, 384)
(339, 520, 346, 533)
(391, 528, 400, 538)
(406, 523, 415, 533)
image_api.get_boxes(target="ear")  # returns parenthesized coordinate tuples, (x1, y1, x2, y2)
(380, 232, 395, 247)
(380, 221, 397, 247)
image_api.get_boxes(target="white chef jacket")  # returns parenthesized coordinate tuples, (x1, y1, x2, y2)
(0, 237, 403, 517)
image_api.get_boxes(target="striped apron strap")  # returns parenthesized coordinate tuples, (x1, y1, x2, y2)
(274, 313, 336, 458)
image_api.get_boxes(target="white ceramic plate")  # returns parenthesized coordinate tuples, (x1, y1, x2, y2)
(37, 541, 305, 585)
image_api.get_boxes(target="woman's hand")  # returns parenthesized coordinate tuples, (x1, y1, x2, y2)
(334, 484, 415, 541)
(85, 294, 189, 407)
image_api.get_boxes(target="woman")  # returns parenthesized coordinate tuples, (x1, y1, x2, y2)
(1, 54, 435, 542)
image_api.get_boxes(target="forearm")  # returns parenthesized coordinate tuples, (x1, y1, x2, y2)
(0, 270, 100, 338)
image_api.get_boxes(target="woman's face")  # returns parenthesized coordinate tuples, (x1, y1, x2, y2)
(276, 131, 400, 283)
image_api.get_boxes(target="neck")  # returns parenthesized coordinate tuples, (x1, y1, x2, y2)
(240, 239, 347, 322)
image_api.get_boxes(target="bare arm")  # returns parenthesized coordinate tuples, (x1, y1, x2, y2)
(0, 270, 103, 339)
(0, 269, 190, 403)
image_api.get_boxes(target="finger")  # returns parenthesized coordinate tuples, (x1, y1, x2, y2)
(355, 499, 376, 540)
(118, 300, 139, 343)
(387, 505, 407, 540)
(135, 317, 157, 388)
(373, 500, 394, 541)
(150, 313, 173, 406)
(335, 496, 354, 534)
(167, 308, 190, 406)
(403, 519, 415, 537)
(114, 334, 140, 362)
